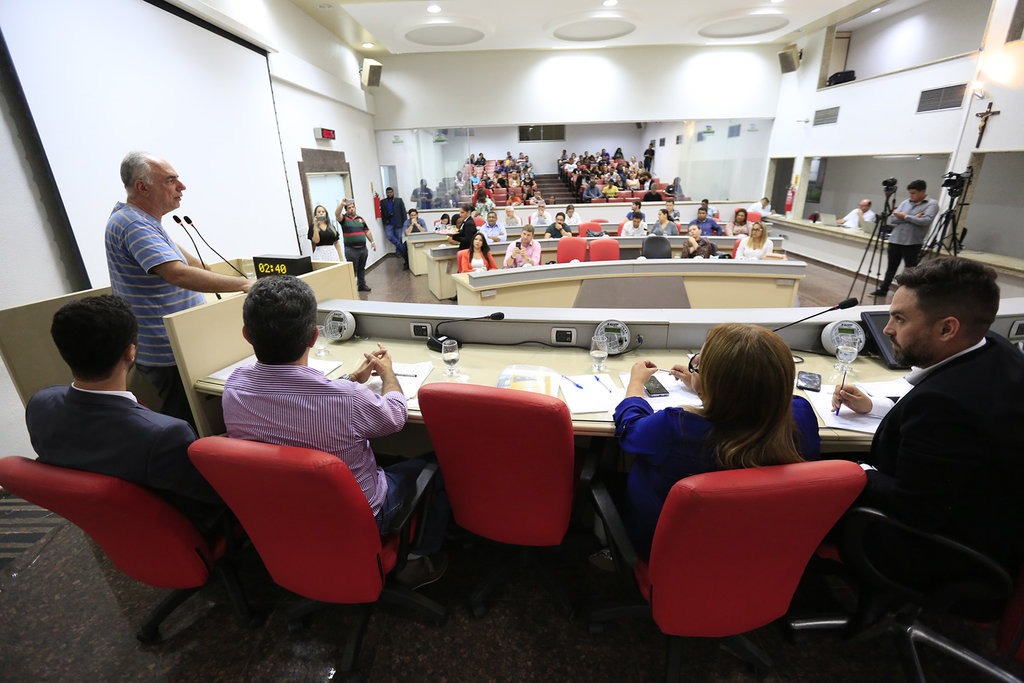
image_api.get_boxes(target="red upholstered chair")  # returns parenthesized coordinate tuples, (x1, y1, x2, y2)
(589, 460, 865, 678)
(590, 197, 607, 203)
(557, 236, 587, 263)
(593, 218, 609, 223)
(578, 221, 601, 237)
(472, 216, 484, 227)
(0, 455, 257, 642)
(732, 237, 743, 258)
(616, 221, 626, 236)
(748, 211, 762, 222)
(187, 437, 446, 677)
(588, 238, 620, 262)
(418, 383, 576, 617)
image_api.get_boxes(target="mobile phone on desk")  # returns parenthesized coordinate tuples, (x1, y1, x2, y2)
(643, 375, 669, 397)
(796, 371, 822, 392)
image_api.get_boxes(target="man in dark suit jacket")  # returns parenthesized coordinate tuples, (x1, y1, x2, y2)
(25, 295, 223, 531)
(834, 257, 1024, 578)
(379, 186, 409, 269)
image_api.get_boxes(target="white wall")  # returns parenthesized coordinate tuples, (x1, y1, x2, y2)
(964, 152, 1024, 258)
(845, 0, 991, 79)
(812, 154, 950, 221)
(373, 45, 782, 130)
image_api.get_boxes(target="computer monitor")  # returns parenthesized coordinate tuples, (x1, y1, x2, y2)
(860, 310, 911, 369)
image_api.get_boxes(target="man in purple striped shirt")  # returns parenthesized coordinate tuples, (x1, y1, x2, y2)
(222, 275, 447, 588)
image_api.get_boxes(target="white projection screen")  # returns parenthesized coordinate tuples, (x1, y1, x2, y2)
(0, 0, 297, 286)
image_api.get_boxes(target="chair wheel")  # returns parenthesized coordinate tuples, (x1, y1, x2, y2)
(470, 602, 488, 619)
(588, 621, 605, 635)
(136, 626, 160, 643)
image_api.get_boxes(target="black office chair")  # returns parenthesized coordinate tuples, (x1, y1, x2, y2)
(640, 235, 671, 259)
(790, 507, 1022, 682)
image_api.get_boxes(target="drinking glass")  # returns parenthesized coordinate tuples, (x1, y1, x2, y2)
(314, 325, 329, 358)
(590, 334, 609, 372)
(829, 340, 859, 384)
(441, 339, 460, 376)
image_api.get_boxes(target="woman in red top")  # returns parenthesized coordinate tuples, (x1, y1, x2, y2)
(457, 232, 499, 273)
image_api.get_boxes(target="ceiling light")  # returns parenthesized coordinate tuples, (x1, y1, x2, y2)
(362, 42, 375, 48)
(427, 4, 441, 13)
(602, 0, 618, 6)
(750, 8, 782, 15)
(871, 7, 881, 12)
(771, 0, 784, 3)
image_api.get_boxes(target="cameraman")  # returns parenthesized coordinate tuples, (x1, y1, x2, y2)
(871, 179, 938, 297)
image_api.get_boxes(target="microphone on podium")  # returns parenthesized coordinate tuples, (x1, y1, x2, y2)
(182, 216, 248, 278)
(427, 312, 505, 352)
(173, 215, 221, 300)
(772, 298, 859, 333)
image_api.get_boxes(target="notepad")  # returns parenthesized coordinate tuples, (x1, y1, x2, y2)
(805, 385, 883, 434)
(366, 361, 434, 400)
(209, 354, 343, 381)
(558, 373, 623, 415)
(618, 372, 702, 411)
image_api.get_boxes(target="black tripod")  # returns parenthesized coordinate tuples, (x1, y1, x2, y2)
(923, 170, 972, 257)
(847, 187, 897, 301)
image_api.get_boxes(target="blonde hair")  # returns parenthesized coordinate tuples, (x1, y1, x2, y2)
(698, 323, 803, 470)
(747, 222, 768, 250)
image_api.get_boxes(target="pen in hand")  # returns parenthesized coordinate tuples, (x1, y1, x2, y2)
(835, 370, 848, 416)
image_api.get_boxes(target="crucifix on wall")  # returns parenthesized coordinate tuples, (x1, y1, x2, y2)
(975, 101, 1001, 148)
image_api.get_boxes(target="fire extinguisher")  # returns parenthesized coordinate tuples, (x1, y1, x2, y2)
(373, 192, 381, 219)
(785, 186, 796, 213)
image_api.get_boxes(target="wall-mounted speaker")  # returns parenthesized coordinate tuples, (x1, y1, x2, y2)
(635, 122, 643, 129)
(361, 58, 382, 88)
(778, 45, 801, 74)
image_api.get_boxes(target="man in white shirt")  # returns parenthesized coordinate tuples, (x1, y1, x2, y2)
(747, 197, 772, 216)
(836, 199, 876, 229)
(480, 211, 507, 244)
(527, 201, 550, 227)
(621, 213, 647, 237)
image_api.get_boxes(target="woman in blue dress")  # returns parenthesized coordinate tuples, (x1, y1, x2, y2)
(615, 323, 821, 559)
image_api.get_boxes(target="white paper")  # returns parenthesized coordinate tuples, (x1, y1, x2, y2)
(806, 384, 884, 434)
(208, 354, 343, 381)
(856, 378, 913, 402)
(618, 371, 703, 411)
(365, 361, 434, 399)
(558, 374, 623, 415)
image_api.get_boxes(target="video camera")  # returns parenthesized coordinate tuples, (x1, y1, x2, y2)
(941, 168, 972, 198)
(881, 177, 898, 192)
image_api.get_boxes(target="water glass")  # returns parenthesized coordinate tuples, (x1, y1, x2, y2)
(314, 325, 329, 358)
(442, 339, 460, 376)
(590, 334, 609, 372)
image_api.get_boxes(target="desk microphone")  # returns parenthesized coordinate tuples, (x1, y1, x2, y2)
(182, 216, 249, 278)
(772, 297, 859, 333)
(427, 312, 505, 352)
(173, 215, 221, 300)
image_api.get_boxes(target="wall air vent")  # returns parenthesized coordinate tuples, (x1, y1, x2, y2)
(813, 107, 840, 126)
(917, 84, 966, 113)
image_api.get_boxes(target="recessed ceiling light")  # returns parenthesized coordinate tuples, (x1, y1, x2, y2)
(427, 4, 441, 13)
(871, 6, 881, 12)
(770, 0, 784, 3)
(602, 0, 618, 6)
(362, 42, 375, 48)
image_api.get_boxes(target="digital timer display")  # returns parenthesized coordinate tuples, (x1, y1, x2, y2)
(252, 255, 313, 279)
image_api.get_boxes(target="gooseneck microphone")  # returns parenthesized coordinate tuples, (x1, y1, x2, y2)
(182, 216, 248, 278)
(772, 298, 859, 333)
(427, 312, 505, 351)
(173, 215, 221, 300)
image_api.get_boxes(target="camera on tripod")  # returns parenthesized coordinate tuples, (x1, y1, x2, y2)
(941, 169, 971, 198)
(881, 177, 898, 191)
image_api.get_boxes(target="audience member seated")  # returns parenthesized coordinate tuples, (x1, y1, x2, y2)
(602, 183, 619, 200)
(650, 209, 679, 236)
(503, 206, 521, 227)
(458, 233, 499, 273)
(723, 208, 751, 236)
(688, 207, 720, 236)
(664, 199, 680, 222)
(223, 275, 449, 588)
(433, 213, 452, 231)
(642, 184, 662, 203)
(625, 169, 641, 190)
(473, 153, 486, 167)
(480, 210, 507, 244)
(545, 212, 574, 239)
(564, 204, 581, 227)
(621, 213, 648, 237)
(503, 224, 541, 268)
(683, 223, 718, 258)
(615, 323, 821, 558)
(835, 198, 876, 230)
(698, 198, 719, 220)
(747, 197, 772, 216)
(583, 180, 602, 203)
(665, 176, 683, 196)
(472, 188, 495, 218)
(25, 295, 225, 533)
(527, 201, 551, 227)
(734, 222, 773, 260)
(625, 201, 645, 222)
(403, 208, 428, 235)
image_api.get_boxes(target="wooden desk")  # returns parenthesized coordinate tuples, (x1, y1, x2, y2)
(405, 232, 452, 275)
(452, 259, 805, 309)
(192, 335, 897, 451)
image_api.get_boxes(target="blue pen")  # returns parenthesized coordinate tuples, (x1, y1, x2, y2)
(561, 374, 584, 390)
(595, 375, 612, 392)
(835, 370, 848, 416)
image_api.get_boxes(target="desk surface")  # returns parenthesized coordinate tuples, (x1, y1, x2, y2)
(195, 335, 901, 450)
